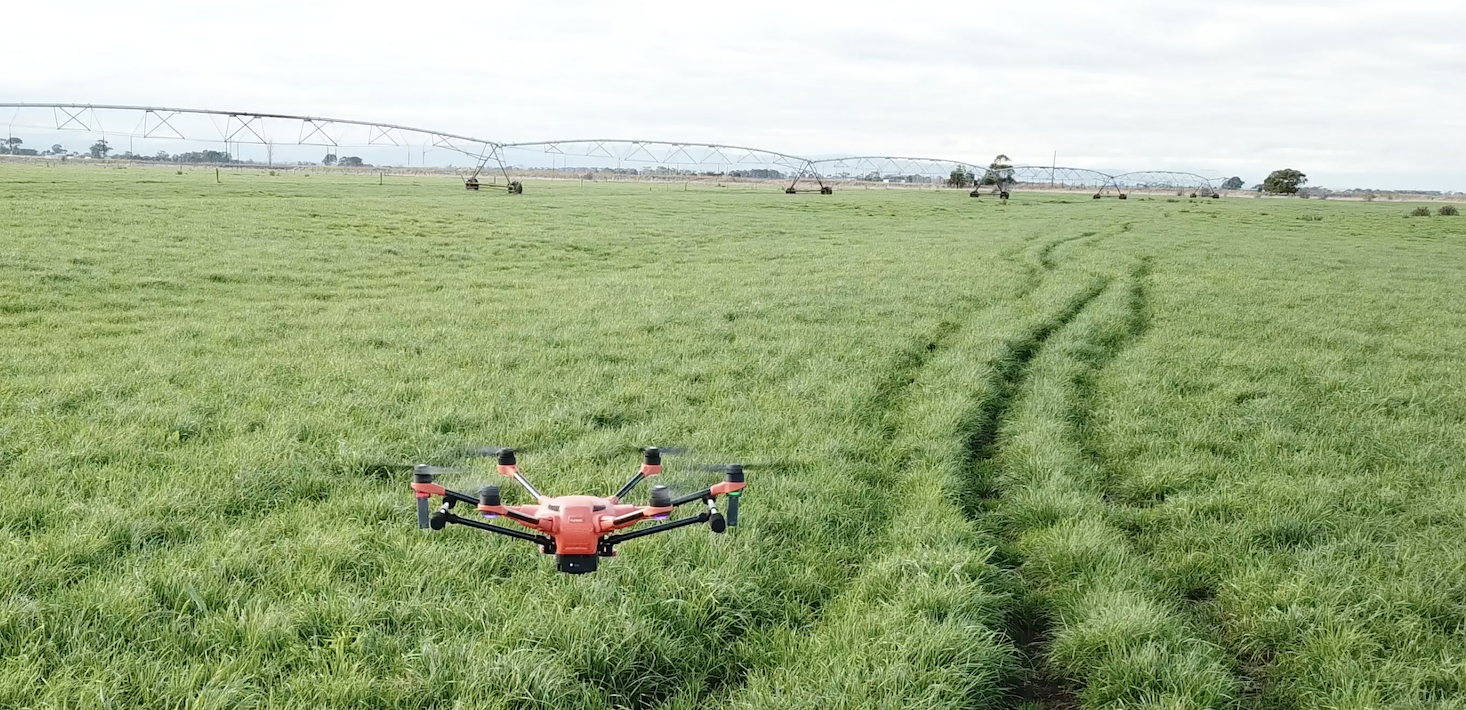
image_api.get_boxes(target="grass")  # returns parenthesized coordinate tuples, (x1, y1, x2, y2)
(1, 164, 1465, 708)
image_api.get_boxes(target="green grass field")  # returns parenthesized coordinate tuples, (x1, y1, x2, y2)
(2, 164, 1465, 709)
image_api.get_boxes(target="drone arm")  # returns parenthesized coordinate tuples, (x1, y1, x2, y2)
(497, 464, 544, 501)
(442, 488, 481, 506)
(670, 488, 714, 507)
(411, 481, 479, 507)
(414, 482, 481, 528)
(438, 511, 554, 548)
(613, 474, 644, 502)
(669, 479, 745, 527)
(670, 479, 744, 507)
(474, 500, 547, 530)
(613, 463, 662, 501)
(600, 512, 710, 548)
(613, 454, 665, 502)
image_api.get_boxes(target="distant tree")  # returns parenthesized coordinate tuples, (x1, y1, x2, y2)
(174, 149, 233, 164)
(338, 156, 364, 167)
(322, 153, 337, 166)
(1222, 176, 1244, 190)
(729, 168, 785, 180)
(982, 154, 1013, 186)
(156, 150, 171, 161)
(1251, 184, 1264, 192)
(89, 140, 111, 159)
(50, 143, 65, 156)
(947, 165, 975, 188)
(2, 137, 21, 154)
(1263, 169, 1307, 195)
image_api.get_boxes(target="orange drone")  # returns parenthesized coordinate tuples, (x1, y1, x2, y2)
(411, 447, 746, 574)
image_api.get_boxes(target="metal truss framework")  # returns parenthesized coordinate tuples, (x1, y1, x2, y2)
(1, 103, 1225, 196)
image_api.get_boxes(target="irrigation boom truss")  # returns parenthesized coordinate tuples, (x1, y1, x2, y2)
(0, 103, 1226, 196)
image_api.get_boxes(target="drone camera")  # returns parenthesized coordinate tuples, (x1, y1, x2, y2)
(557, 554, 598, 574)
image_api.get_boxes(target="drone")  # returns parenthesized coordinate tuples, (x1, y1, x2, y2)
(410, 447, 746, 574)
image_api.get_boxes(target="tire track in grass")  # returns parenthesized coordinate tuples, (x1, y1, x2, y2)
(636, 300, 998, 709)
(1074, 258, 1152, 496)
(1068, 263, 1266, 706)
(953, 279, 1112, 519)
(588, 228, 1098, 709)
(963, 260, 1244, 709)
(950, 278, 1113, 709)
(648, 230, 1132, 709)
(716, 235, 1128, 709)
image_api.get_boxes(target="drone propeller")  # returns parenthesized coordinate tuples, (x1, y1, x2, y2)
(412, 464, 470, 476)
(695, 462, 775, 473)
(615, 444, 691, 457)
(462, 446, 526, 458)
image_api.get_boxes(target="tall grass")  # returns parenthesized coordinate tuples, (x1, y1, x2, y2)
(4, 164, 1466, 708)
(0, 166, 1055, 707)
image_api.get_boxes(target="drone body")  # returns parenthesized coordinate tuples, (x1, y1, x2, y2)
(411, 447, 745, 573)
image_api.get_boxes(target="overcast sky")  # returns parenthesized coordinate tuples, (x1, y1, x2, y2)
(4, 0, 1465, 189)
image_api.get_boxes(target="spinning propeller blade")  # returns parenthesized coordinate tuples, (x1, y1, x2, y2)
(463, 446, 522, 458)
(412, 465, 469, 476)
(695, 462, 775, 473)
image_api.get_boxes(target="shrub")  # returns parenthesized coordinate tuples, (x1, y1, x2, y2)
(1439, 205, 1459, 216)
(1410, 207, 1432, 217)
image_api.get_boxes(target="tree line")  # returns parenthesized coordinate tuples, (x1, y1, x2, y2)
(0, 137, 1320, 194)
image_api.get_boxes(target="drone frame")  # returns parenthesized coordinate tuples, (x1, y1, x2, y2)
(410, 447, 745, 574)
